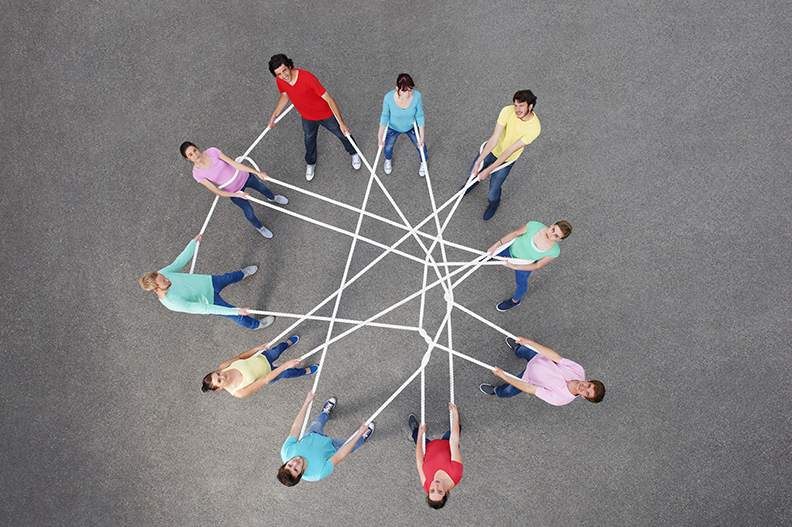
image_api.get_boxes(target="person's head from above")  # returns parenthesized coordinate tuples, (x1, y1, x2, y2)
(140, 272, 170, 292)
(546, 221, 572, 241)
(180, 142, 203, 164)
(572, 380, 606, 403)
(396, 73, 415, 97)
(512, 89, 537, 118)
(426, 479, 450, 509)
(277, 457, 305, 486)
(201, 371, 227, 393)
(269, 54, 295, 81)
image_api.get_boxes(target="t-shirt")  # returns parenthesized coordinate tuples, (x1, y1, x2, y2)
(276, 69, 334, 121)
(222, 355, 272, 394)
(493, 106, 541, 162)
(421, 439, 464, 494)
(281, 434, 337, 481)
(509, 221, 560, 262)
(379, 89, 425, 133)
(157, 240, 239, 316)
(522, 355, 585, 406)
(192, 147, 247, 194)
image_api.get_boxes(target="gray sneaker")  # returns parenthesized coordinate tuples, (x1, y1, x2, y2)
(269, 195, 288, 205)
(419, 162, 427, 177)
(258, 225, 273, 238)
(479, 383, 497, 396)
(241, 265, 258, 278)
(253, 315, 274, 330)
(306, 164, 316, 181)
(322, 397, 337, 415)
(352, 154, 361, 170)
(505, 337, 518, 350)
(408, 414, 419, 435)
(384, 159, 392, 174)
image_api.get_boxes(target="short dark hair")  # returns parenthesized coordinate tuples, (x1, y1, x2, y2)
(277, 463, 302, 486)
(269, 54, 294, 76)
(584, 380, 606, 403)
(201, 373, 220, 393)
(396, 73, 415, 91)
(427, 492, 449, 509)
(554, 220, 572, 239)
(179, 141, 197, 159)
(513, 90, 537, 109)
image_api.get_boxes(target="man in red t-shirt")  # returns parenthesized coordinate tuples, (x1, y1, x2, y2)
(267, 54, 360, 181)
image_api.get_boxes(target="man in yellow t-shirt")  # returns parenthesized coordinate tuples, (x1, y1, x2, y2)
(464, 90, 541, 221)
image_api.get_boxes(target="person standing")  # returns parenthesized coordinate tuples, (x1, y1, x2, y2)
(409, 403, 462, 509)
(464, 90, 541, 221)
(267, 54, 360, 181)
(377, 73, 428, 177)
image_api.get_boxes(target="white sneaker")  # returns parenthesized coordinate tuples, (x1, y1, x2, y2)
(253, 315, 274, 330)
(306, 164, 316, 181)
(384, 159, 392, 174)
(269, 195, 288, 205)
(352, 154, 361, 170)
(241, 265, 258, 278)
(258, 226, 273, 238)
(419, 162, 427, 178)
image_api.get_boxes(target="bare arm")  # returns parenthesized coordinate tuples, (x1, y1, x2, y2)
(198, 179, 249, 199)
(328, 423, 368, 467)
(415, 423, 426, 486)
(218, 152, 268, 180)
(470, 123, 504, 178)
(268, 93, 291, 129)
(448, 403, 462, 463)
(231, 359, 302, 398)
(487, 223, 529, 255)
(505, 255, 556, 272)
(218, 342, 269, 371)
(321, 91, 350, 136)
(493, 367, 538, 395)
(515, 337, 564, 363)
(476, 138, 526, 181)
(288, 391, 316, 438)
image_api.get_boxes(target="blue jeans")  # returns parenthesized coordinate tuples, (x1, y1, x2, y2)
(211, 271, 259, 329)
(302, 116, 357, 165)
(466, 152, 515, 209)
(262, 340, 308, 383)
(383, 126, 427, 162)
(412, 428, 459, 444)
(229, 173, 275, 230)
(498, 247, 532, 301)
(495, 344, 539, 398)
(305, 412, 366, 453)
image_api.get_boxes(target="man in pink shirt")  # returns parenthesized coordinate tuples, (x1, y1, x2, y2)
(267, 54, 360, 181)
(479, 336, 605, 406)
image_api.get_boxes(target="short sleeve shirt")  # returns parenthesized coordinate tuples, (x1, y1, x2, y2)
(276, 69, 334, 121)
(191, 147, 247, 194)
(522, 355, 585, 406)
(493, 106, 541, 162)
(281, 434, 337, 481)
(509, 221, 560, 262)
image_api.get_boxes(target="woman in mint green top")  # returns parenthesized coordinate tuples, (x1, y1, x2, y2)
(377, 73, 428, 177)
(201, 337, 316, 398)
(486, 221, 572, 312)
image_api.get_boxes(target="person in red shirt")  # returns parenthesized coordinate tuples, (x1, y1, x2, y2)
(409, 403, 463, 509)
(267, 54, 360, 181)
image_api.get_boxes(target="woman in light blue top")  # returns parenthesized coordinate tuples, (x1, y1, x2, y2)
(378, 73, 428, 177)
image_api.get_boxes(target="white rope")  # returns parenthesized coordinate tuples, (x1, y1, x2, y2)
(476, 140, 518, 175)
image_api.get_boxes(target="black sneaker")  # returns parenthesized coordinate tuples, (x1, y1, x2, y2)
(479, 383, 497, 396)
(322, 397, 337, 414)
(505, 337, 518, 350)
(408, 414, 419, 435)
(496, 299, 521, 312)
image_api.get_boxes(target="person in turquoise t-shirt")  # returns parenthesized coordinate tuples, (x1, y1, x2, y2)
(486, 221, 572, 311)
(377, 73, 428, 177)
(278, 391, 374, 485)
(139, 234, 273, 329)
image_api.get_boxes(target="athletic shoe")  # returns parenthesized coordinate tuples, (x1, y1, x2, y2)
(505, 337, 518, 350)
(483, 206, 497, 221)
(408, 414, 419, 435)
(362, 422, 375, 441)
(352, 154, 361, 170)
(384, 159, 392, 174)
(479, 383, 496, 396)
(253, 315, 274, 330)
(258, 225, 273, 238)
(241, 265, 258, 278)
(285, 335, 300, 349)
(306, 164, 316, 181)
(322, 397, 337, 415)
(306, 365, 318, 375)
(269, 195, 288, 204)
(419, 162, 427, 177)
(496, 299, 520, 312)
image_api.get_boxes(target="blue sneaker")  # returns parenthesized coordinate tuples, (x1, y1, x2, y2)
(285, 335, 299, 349)
(362, 422, 375, 441)
(322, 397, 337, 414)
(496, 299, 520, 312)
(408, 414, 419, 435)
(306, 365, 318, 375)
(483, 206, 497, 221)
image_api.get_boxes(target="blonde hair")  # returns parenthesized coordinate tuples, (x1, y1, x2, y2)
(140, 271, 160, 291)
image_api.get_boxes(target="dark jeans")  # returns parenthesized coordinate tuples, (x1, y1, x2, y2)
(211, 271, 259, 329)
(229, 173, 275, 230)
(302, 116, 357, 165)
(498, 247, 532, 301)
(262, 340, 309, 383)
(495, 345, 539, 398)
(305, 413, 366, 453)
(465, 152, 516, 209)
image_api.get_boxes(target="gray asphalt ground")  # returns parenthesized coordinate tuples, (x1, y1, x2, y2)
(1, 1, 790, 526)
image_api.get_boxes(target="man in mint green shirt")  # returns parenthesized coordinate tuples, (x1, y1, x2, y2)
(139, 234, 272, 329)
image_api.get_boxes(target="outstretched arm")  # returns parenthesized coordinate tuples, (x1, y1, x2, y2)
(321, 91, 350, 136)
(415, 422, 427, 486)
(476, 138, 526, 181)
(231, 359, 302, 398)
(487, 223, 529, 255)
(492, 367, 538, 395)
(448, 403, 462, 463)
(328, 422, 368, 467)
(268, 93, 291, 129)
(470, 123, 504, 179)
(198, 178, 249, 199)
(514, 337, 564, 363)
(218, 152, 268, 180)
(288, 390, 316, 438)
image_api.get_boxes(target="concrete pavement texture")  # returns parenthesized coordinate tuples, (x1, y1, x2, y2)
(1, 1, 790, 526)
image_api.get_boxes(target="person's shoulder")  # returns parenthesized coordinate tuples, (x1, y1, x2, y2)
(205, 147, 221, 158)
